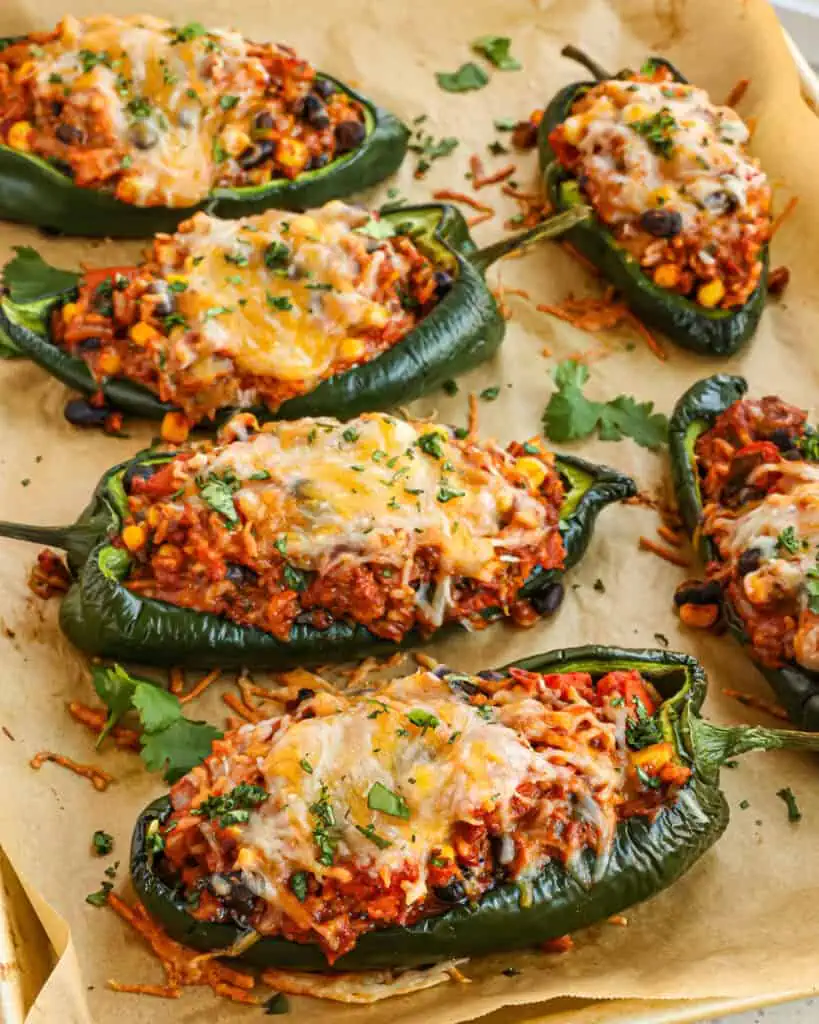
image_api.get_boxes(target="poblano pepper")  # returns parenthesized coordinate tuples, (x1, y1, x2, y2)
(538, 45, 769, 356)
(0, 204, 589, 423)
(130, 644, 819, 970)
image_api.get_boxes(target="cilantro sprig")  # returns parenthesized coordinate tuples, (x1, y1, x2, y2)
(542, 360, 668, 451)
(92, 664, 221, 783)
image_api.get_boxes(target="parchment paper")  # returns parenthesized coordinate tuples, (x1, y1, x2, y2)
(2, 0, 819, 1020)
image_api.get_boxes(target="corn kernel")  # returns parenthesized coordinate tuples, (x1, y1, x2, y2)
(623, 103, 649, 123)
(220, 124, 252, 158)
(651, 186, 674, 207)
(122, 524, 147, 552)
(61, 302, 79, 324)
(12, 62, 35, 84)
(561, 116, 583, 145)
(277, 138, 309, 171)
(514, 456, 547, 490)
(161, 411, 190, 445)
(97, 350, 121, 375)
(288, 213, 317, 236)
(697, 278, 726, 308)
(653, 264, 680, 289)
(7, 121, 33, 152)
(361, 305, 389, 329)
(129, 321, 158, 345)
(339, 336, 366, 362)
(165, 273, 188, 287)
(147, 506, 162, 526)
(115, 178, 140, 204)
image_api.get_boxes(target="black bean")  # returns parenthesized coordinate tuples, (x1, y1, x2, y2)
(50, 101, 64, 117)
(432, 879, 467, 904)
(208, 873, 258, 923)
(638, 208, 683, 238)
(783, 449, 802, 461)
(703, 189, 738, 215)
(530, 580, 565, 616)
(334, 119, 366, 153)
(122, 462, 160, 492)
(434, 270, 454, 299)
(56, 123, 86, 145)
(225, 562, 258, 585)
(128, 121, 159, 149)
(477, 669, 505, 682)
(238, 139, 274, 170)
(296, 688, 315, 704)
(737, 548, 762, 576)
(253, 110, 275, 133)
(446, 674, 480, 697)
(63, 398, 109, 427)
(298, 94, 330, 129)
(673, 579, 723, 607)
(769, 428, 796, 452)
(307, 153, 329, 171)
(77, 336, 101, 353)
(313, 77, 336, 101)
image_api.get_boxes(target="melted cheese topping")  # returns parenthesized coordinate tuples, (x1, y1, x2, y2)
(31, 15, 296, 206)
(228, 670, 624, 910)
(563, 78, 768, 231)
(720, 461, 819, 611)
(179, 414, 552, 625)
(160, 202, 412, 389)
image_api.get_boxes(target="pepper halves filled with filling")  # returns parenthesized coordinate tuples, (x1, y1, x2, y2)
(155, 664, 689, 962)
(688, 394, 819, 670)
(119, 412, 565, 642)
(548, 61, 771, 310)
(0, 15, 366, 208)
(51, 201, 444, 425)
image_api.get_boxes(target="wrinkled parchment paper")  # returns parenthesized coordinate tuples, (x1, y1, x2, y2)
(2, 0, 819, 1021)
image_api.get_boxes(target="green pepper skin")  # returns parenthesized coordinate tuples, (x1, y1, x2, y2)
(132, 643, 814, 970)
(0, 204, 585, 423)
(0, 448, 634, 669)
(0, 74, 408, 237)
(669, 374, 819, 730)
(537, 57, 768, 356)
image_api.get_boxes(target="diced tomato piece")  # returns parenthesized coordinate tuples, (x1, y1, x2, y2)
(597, 670, 656, 717)
(131, 462, 179, 498)
(535, 671, 595, 701)
(81, 265, 139, 290)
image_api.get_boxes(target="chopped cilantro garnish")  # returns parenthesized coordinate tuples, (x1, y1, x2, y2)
(92, 830, 114, 856)
(290, 871, 308, 902)
(631, 108, 677, 159)
(776, 526, 801, 555)
(85, 881, 113, 907)
(282, 563, 308, 591)
(199, 476, 239, 525)
(626, 697, 664, 750)
(219, 95, 240, 110)
(266, 293, 293, 311)
(776, 786, 802, 822)
(437, 485, 465, 503)
(436, 62, 489, 92)
(407, 708, 439, 732)
(310, 784, 338, 865)
(367, 781, 410, 819)
(172, 21, 207, 43)
(471, 35, 521, 70)
(417, 432, 445, 459)
(342, 427, 360, 443)
(194, 782, 268, 827)
(355, 823, 392, 849)
(299, 757, 313, 775)
(263, 241, 290, 269)
(480, 386, 500, 401)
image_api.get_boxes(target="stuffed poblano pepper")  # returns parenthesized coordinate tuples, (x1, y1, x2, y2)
(538, 45, 772, 355)
(0, 201, 587, 437)
(0, 15, 409, 236)
(130, 644, 819, 970)
(0, 411, 633, 668)
(669, 374, 819, 730)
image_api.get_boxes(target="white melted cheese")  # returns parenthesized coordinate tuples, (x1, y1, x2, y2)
(32, 15, 278, 206)
(160, 202, 411, 388)
(722, 461, 819, 611)
(230, 671, 623, 911)
(182, 414, 551, 625)
(563, 78, 767, 231)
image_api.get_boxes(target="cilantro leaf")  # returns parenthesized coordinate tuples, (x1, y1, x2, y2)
(140, 717, 222, 783)
(542, 360, 669, 450)
(471, 35, 522, 71)
(435, 62, 489, 92)
(776, 786, 802, 823)
(367, 781, 410, 819)
(200, 477, 239, 525)
(92, 830, 114, 856)
(357, 217, 396, 240)
(3, 247, 80, 304)
(91, 665, 222, 783)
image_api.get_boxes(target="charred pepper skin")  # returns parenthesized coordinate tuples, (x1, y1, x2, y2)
(538, 51, 769, 356)
(0, 204, 587, 423)
(0, 448, 634, 669)
(130, 644, 819, 970)
(0, 73, 409, 237)
(669, 373, 819, 730)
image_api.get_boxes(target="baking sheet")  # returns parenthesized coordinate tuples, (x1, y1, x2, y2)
(1, 0, 819, 1021)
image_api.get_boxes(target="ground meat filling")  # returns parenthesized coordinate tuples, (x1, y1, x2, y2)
(156, 665, 690, 962)
(549, 62, 771, 310)
(689, 395, 819, 670)
(118, 414, 567, 643)
(0, 14, 367, 207)
(51, 202, 447, 425)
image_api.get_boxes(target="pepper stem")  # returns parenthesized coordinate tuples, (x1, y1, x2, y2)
(0, 521, 73, 550)
(469, 206, 591, 273)
(690, 716, 819, 777)
(561, 44, 612, 82)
